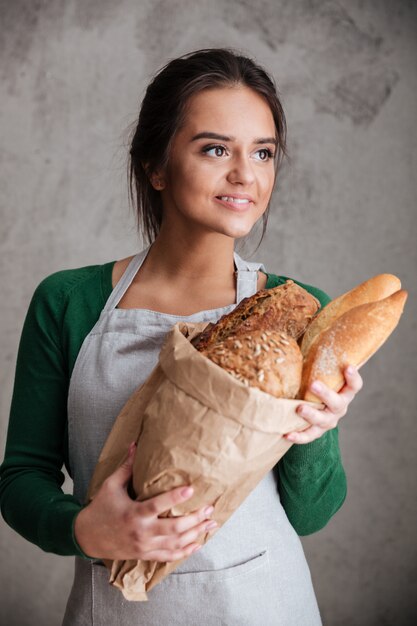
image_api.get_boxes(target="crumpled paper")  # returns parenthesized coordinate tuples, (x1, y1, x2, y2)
(87, 321, 322, 601)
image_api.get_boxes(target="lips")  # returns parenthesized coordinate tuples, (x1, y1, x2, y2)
(215, 194, 254, 211)
(216, 194, 254, 202)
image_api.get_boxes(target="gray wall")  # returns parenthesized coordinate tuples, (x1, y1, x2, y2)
(1, 1, 416, 624)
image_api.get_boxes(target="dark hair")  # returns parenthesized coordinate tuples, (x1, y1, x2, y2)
(128, 47, 288, 252)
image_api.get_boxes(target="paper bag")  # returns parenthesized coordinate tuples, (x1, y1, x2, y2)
(87, 321, 322, 601)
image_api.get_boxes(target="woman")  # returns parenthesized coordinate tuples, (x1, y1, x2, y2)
(0, 48, 363, 625)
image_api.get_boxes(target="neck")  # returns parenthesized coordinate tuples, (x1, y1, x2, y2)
(141, 225, 236, 287)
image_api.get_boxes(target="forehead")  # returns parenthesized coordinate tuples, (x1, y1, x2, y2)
(180, 85, 275, 137)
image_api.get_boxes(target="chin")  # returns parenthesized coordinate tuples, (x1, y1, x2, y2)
(223, 222, 258, 239)
(211, 226, 248, 239)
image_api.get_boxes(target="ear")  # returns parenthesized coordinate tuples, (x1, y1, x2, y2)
(147, 165, 166, 191)
(150, 177, 166, 191)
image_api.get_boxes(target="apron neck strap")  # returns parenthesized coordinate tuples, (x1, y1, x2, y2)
(104, 246, 266, 312)
(103, 246, 151, 312)
(233, 251, 266, 303)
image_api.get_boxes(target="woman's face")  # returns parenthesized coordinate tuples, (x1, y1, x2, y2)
(158, 85, 277, 240)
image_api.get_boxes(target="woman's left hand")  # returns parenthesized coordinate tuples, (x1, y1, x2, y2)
(285, 365, 364, 444)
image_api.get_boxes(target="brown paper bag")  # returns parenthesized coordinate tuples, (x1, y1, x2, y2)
(87, 321, 322, 601)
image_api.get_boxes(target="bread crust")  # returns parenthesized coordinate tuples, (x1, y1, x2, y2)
(202, 330, 302, 399)
(300, 274, 401, 358)
(193, 280, 321, 351)
(299, 289, 408, 402)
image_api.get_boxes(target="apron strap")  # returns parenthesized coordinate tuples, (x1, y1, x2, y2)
(103, 245, 151, 312)
(233, 251, 266, 304)
(103, 246, 266, 312)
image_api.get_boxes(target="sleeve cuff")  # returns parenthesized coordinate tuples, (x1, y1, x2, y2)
(38, 497, 90, 558)
(281, 427, 341, 472)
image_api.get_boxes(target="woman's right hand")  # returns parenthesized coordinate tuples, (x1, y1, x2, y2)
(73, 442, 217, 561)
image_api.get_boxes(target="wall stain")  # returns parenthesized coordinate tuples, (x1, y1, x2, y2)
(135, 0, 401, 125)
(315, 68, 400, 126)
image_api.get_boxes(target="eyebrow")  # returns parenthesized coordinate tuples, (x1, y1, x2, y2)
(191, 131, 278, 146)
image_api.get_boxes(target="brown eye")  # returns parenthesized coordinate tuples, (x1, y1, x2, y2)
(202, 145, 227, 157)
(256, 148, 274, 161)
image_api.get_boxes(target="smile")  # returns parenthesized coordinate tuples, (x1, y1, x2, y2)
(215, 196, 253, 211)
(218, 196, 250, 204)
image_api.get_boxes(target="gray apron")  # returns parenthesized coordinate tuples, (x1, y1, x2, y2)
(62, 245, 322, 626)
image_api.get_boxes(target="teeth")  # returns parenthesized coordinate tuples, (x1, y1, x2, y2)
(219, 196, 250, 204)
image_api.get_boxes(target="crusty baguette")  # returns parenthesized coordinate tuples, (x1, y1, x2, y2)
(300, 274, 401, 358)
(202, 330, 302, 399)
(192, 280, 321, 351)
(299, 289, 408, 402)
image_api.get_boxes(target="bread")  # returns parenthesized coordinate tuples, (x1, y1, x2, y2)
(202, 330, 302, 399)
(299, 289, 408, 402)
(192, 273, 407, 403)
(192, 280, 321, 351)
(300, 274, 401, 358)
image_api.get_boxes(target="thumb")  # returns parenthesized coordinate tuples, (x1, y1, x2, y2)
(112, 441, 136, 489)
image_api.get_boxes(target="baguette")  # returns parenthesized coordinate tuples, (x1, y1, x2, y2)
(300, 274, 401, 358)
(299, 289, 408, 402)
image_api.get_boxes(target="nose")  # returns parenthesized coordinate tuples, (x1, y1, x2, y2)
(226, 154, 256, 186)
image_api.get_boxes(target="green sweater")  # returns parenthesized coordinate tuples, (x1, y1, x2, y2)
(0, 261, 346, 557)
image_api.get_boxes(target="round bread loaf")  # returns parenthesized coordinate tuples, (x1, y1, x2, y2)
(201, 329, 303, 399)
(192, 279, 321, 351)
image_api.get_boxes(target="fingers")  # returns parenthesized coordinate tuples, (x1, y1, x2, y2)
(303, 366, 363, 415)
(138, 485, 196, 518)
(153, 504, 215, 535)
(296, 402, 338, 430)
(81, 442, 219, 560)
(136, 491, 218, 560)
(306, 380, 346, 415)
(133, 499, 217, 563)
(148, 517, 218, 554)
(343, 365, 363, 393)
(286, 365, 364, 444)
(285, 424, 325, 444)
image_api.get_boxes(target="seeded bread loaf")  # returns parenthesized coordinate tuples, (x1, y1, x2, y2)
(201, 330, 303, 399)
(192, 280, 321, 351)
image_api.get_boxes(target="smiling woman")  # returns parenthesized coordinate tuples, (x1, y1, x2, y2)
(155, 86, 277, 241)
(0, 48, 360, 626)
(128, 48, 288, 248)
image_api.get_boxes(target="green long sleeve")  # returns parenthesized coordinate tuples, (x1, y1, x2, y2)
(0, 261, 346, 556)
(0, 263, 111, 556)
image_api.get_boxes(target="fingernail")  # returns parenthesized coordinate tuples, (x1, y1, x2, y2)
(128, 441, 137, 455)
(204, 506, 214, 516)
(347, 365, 355, 375)
(311, 381, 322, 392)
(181, 486, 193, 498)
(205, 521, 218, 530)
(192, 544, 202, 553)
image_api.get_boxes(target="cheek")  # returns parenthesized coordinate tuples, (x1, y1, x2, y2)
(171, 161, 208, 191)
(263, 167, 276, 191)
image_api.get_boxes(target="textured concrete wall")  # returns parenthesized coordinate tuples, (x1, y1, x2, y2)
(1, 1, 416, 624)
